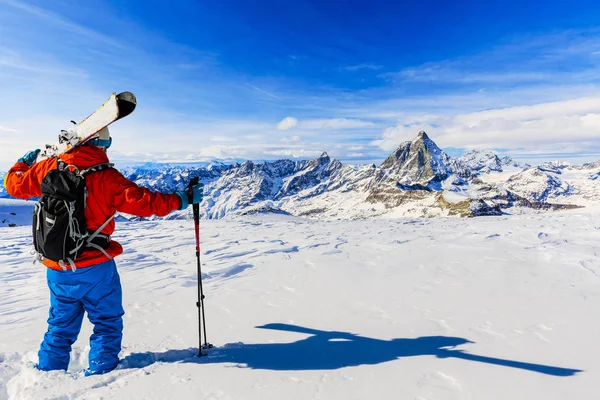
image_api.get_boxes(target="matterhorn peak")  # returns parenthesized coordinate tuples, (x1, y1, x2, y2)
(379, 131, 451, 186)
(416, 130, 430, 141)
(319, 151, 330, 159)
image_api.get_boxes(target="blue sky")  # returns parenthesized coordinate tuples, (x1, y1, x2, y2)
(1, 0, 600, 169)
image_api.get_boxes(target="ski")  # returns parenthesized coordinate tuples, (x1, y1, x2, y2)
(37, 92, 136, 161)
(65, 91, 137, 152)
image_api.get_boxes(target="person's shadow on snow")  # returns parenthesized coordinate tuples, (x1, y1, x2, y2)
(120, 323, 581, 376)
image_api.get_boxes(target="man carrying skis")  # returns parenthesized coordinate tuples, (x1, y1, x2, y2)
(3, 127, 203, 376)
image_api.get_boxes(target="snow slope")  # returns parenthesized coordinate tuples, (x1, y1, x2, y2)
(0, 210, 598, 399)
(0, 199, 34, 228)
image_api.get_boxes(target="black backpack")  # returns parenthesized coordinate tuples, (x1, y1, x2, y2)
(33, 159, 114, 270)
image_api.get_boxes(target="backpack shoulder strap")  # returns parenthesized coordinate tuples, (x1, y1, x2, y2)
(56, 157, 113, 177)
(80, 163, 114, 177)
(57, 158, 68, 171)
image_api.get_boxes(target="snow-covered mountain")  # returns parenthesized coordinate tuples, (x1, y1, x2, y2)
(0, 172, 8, 199)
(3, 131, 600, 219)
(129, 131, 600, 219)
(505, 167, 573, 203)
(376, 131, 452, 188)
(457, 149, 511, 174)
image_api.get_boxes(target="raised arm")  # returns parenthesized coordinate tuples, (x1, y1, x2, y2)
(4, 150, 55, 200)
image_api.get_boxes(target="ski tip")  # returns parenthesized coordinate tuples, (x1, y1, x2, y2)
(116, 91, 137, 119)
(117, 91, 136, 103)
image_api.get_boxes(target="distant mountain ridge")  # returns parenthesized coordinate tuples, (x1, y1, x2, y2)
(2, 132, 599, 219)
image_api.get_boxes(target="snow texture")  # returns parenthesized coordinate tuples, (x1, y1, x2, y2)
(0, 211, 597, 399)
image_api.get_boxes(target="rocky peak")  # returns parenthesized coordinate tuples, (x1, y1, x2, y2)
(416, 130, 430, 141)
(582, 160, 600, 170)
(276, 152, 342, 199)
(310, 151, 331, 168)
(379, 131, 451, 186)
(239, 160, 255, 173)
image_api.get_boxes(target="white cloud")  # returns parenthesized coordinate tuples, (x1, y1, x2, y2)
(394, 68, 551, 84)
(301, 118, 374, 130)
(453, 96, 600, 124)
(277, 117, 298, 130)
(373, 96, 600, 156)
(209, 135, 237, 142)
(281, 136, 301, 142)
(277, 117, 374, 131)
(263, 149, 323, 158)
(348, 145, 365, 151)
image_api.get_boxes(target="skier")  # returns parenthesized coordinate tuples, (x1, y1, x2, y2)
(3, 127, 204, 376)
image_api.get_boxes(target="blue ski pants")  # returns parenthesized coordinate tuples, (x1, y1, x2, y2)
(38, 259, 125, 374)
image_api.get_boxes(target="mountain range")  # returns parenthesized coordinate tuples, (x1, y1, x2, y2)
(2, 131, 600, 219)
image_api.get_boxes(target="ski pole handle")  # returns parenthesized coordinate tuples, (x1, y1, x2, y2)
(188, 177, 200, 220)
(188, 176, 200, 196)
(188, 177, 201, 254)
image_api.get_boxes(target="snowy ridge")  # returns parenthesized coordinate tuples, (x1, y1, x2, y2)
(506, 167, 573, 202)
(458, 149, 508, 174)
(0, 172, 8, 199)
(3, 131, 600, 220)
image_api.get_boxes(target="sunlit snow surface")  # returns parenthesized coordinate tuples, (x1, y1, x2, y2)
(1, 210, 599, 399)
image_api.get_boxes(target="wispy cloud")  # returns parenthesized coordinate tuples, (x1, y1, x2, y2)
(301, 118, 375, 130)
(0, 46, 87, 77)
(244, 83, 281, 100)
(0, 0, 125, 50)
(277, 117, 375, 130)
(385, 29, 600, 89)
(344, 63, 383, 72)
(394, 68, 552, 84)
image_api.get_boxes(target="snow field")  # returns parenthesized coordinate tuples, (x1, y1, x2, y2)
(0, 212, 599, 399)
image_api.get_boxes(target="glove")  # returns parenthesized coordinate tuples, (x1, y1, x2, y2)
(18, 149, 41, 166)
(176, 183, 204, 210)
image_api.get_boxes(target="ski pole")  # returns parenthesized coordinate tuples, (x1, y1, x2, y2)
(188, 177, 213, 356)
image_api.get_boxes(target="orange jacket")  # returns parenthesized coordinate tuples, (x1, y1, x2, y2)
(4, 145, 181, 270)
